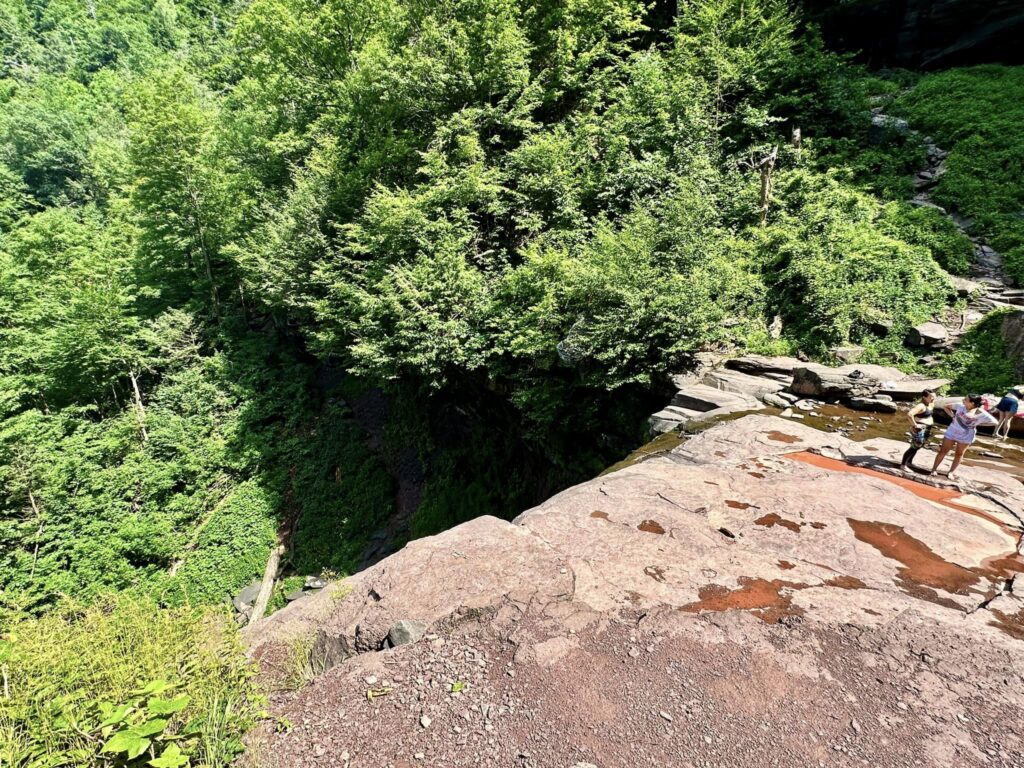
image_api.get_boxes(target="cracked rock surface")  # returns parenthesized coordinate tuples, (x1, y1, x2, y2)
(244, 415, 1024, 767)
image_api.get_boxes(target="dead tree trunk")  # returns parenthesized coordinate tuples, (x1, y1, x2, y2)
(247, 543, 285, 626)
(129, 369, 149, 443)
(759, 146, 779, 226)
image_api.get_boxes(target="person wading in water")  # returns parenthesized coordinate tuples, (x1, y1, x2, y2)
(900, 389, 936, 470)
(930, 394, 998, 480)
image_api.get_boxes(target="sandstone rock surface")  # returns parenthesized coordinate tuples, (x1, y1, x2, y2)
(790, 365, 881, 399)
(907, 321, 951, 347)
(246, 416, 1024, 768)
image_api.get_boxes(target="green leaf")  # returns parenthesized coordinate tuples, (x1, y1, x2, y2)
(98, 703, 133, 727)
(134, 718, 169, 737)
(148, 694, 190, 715)
(149, 743, 189, 768)
(102, 729, 151, 759)
(133, 680, 171, 696)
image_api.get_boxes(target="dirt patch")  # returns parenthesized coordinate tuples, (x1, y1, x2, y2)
(766, 431, 801, 444)
(725, 499, 753, 510)
(591, 510, 609, 520)
(778, 560, 796, 570)
(990, 607, 1024, 640)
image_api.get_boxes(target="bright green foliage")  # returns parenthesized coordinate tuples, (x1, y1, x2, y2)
(937, 311, 1017, 395)
(876, 202, 974, 276)
(4, 0, 986, 618)
(0, 595, 262, 768)
(747, 172, 952, 353)
(897, 66, 1024, 284)
(0, 5, 1009, 758)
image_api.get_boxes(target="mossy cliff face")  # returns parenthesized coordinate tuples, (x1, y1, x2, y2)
(805, 0, 1024, 67)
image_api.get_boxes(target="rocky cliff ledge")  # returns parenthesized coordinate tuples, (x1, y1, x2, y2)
(245, 415, 1024, 768)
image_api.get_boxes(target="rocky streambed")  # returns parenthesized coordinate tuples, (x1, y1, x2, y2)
(244, 413, 1024, 768)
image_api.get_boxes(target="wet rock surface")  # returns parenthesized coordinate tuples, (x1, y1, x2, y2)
(245, 415, 1024, 768)
(650, 356, 948, 435)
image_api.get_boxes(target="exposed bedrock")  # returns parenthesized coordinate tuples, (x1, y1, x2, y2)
(245, 415, 1024, 768)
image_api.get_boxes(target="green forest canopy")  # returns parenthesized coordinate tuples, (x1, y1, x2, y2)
(0, 0, 1018, 619)
(4, 0, 1023, 764)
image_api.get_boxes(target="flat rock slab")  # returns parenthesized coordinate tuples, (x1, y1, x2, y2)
(671, 383, 762, 412)
(878, 377, 951, 400)
(701, 368, 786, 399)
(246, 415, 1024, 768)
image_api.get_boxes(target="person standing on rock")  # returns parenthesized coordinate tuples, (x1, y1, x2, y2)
(900, 389, 936, 470)
(930, 394, 998, 480)
(992, 385, 1024, 440)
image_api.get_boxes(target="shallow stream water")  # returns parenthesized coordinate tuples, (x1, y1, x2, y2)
(611, 403, 1024, 482)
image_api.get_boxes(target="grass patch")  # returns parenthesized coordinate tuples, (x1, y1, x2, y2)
(0, 595, 263, 768)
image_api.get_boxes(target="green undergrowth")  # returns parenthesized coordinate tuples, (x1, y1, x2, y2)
(876, 202, 974, 276)
(935, 310, 1016, 395)
(0, 595, 263, 768)
(896, 66, 1024, 284)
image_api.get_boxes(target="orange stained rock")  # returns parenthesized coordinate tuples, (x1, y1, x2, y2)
(847, 519, 980, 595)
(787, 451, 1014, 534)
(754, 512, 802, 533)
(681, 577, 806, 624)
(638, 519, 666, 535)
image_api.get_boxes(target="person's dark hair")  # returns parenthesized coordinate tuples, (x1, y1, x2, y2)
(967, 393, 984, 408)
(922, 388, 934, 398)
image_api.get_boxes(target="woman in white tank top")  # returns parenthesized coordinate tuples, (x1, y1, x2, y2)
(929, 394, 997, 480)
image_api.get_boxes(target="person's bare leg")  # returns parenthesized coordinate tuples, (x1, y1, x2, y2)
(931, 438, 954, 474)
(996, 413, 1009, 440)
(948, 442, 969, 478)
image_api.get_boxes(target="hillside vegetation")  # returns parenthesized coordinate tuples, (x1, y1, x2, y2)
(1, 0, 1020, 764)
